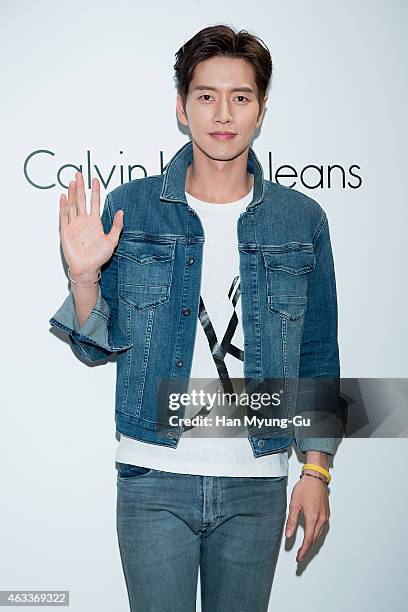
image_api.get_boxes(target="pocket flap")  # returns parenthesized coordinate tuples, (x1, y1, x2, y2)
(262, 245, 316, 275)
(116, 238, 175, 265)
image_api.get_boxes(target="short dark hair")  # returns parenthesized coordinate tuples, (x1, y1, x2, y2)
(174, 24, 273, 115)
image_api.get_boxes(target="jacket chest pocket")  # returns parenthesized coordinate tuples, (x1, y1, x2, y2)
(116, 238, 176, 310)
(261, 244, 316, 322)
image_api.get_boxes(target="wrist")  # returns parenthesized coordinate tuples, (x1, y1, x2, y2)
(305, 450, 329, 470)
(300, 471, 329, 486)
(301, 462, 331, 485)
(68, 267, 101, 284)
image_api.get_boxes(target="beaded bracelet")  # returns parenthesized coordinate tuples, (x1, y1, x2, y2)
(300, 472, 329, 486)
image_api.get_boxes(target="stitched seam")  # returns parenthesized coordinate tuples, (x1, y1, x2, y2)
(312, 212, 327, 244)
(92, 309, 109, 321)
(106, 192, 114, 224)
(312, 213, 328, 266)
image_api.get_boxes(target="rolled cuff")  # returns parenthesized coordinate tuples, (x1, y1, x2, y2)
(295, 437, 337, 455)
(49, 287, 132, 361)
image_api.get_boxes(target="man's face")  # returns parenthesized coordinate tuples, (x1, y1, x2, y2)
(176, 56, 267, 161)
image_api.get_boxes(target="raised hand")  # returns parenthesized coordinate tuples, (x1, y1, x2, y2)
(59, 172, 123, 280)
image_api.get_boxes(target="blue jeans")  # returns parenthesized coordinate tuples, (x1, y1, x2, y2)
(116, 462, 288, 612)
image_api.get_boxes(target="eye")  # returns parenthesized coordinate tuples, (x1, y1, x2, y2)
(198, 94, 214, 102)
(234, 95, 249, 103)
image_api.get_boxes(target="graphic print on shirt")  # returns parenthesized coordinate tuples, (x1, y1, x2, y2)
(182, 274, 244, 432)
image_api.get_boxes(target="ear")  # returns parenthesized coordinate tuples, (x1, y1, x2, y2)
(256, 96, 268, 128)
(176, 94, 189, 127)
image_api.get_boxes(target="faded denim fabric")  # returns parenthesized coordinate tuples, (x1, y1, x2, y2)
(116, 463, 288, 612)
(49, 140, 342, 457)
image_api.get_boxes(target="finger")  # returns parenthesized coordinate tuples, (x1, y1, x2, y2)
(285, 503, 300, 538)
(313, 517, 328, 543)
(59, 193, 68, 230)
(90, 178, 101, 216)
(67, 180, 78, 222)
(313, 500, 330, 543)
(297, 514, 317, 563)
(108, 210, 124, 244)
(75, 172, 87, 215)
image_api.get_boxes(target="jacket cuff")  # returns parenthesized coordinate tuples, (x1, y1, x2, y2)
(49, 287, 132, 352)
(295, 436, 337, 455)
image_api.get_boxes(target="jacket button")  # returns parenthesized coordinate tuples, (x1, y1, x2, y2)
(187, 256, 195, 265)
(242, 218, 249, 224)
(182, 307, 191, 316)
(176, 360, 183, 368)
(166, 431, 175, 439)
(258, 440, 265, 448)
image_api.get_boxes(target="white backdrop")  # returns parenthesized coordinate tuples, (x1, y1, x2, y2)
(1, 1, 407, 610)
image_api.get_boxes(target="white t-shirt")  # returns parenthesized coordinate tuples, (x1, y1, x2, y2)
(115, 182, 289, 477)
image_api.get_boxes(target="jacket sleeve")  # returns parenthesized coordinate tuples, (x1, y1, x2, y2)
(294, 212, 345, 456)
(48, 192, 133, 363)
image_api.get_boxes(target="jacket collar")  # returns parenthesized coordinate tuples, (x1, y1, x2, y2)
(159, 140, 265, 211)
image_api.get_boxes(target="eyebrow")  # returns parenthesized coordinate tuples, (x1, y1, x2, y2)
(191, 85, 256, 94)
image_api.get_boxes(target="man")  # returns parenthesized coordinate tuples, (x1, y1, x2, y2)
(50, 24, 341, 612)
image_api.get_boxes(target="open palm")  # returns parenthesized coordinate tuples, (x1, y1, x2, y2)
(59, 172, 123, 276)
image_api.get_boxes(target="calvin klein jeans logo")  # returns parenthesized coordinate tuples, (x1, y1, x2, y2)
(23, 150, 363, 190)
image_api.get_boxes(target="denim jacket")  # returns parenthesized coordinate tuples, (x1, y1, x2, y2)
(49, 140, 343, 458)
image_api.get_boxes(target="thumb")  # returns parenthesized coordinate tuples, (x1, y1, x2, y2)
(108, 210, 124, 245)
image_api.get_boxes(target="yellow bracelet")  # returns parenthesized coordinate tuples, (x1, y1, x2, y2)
(302, 463, 331, 484)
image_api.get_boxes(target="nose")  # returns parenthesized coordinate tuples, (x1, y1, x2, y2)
(213, 95, 233, 125)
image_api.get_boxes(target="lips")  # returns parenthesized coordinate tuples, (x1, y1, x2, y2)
(210, 132, 237, 141)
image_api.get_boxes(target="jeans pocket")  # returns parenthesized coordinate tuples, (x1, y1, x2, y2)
(116, 462, 154, 479)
